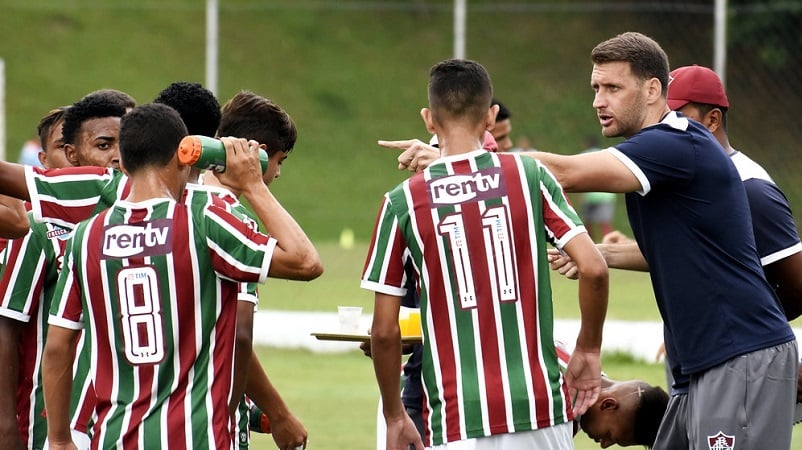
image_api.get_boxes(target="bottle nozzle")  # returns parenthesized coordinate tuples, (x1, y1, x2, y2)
(178, 136, 203, 166)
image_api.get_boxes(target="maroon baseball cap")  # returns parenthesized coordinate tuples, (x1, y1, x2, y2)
(667, 65, 729, 110)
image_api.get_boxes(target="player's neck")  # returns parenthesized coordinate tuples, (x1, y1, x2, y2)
(124, 168, 184, 203)
(435, 126, 485, 157)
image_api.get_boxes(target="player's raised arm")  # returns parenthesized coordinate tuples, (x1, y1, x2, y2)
(216, 137, 323, 281)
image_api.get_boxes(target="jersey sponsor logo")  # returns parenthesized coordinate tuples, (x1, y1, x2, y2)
(102, 219, 173, 259)
(428, 167, 507, 206)
(46, 226, 71, 240)
(707, 431, 735, 450)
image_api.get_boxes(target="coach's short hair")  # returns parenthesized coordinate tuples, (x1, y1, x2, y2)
(119, 103, 187, 174)
(591, 32, 670, 96)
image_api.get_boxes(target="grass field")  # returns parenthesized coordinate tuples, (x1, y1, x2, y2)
(253, 242, 802, 449)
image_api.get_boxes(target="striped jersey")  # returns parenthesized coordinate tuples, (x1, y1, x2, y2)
(184, 183, 262, 450)
(0, 213, 70, 449)
(49, 196, 275, 450)
(25, 167, 263, 445)
(361, 150, 586, 446)
(23, 166, 130, 438)
(25, 165, 129, 230)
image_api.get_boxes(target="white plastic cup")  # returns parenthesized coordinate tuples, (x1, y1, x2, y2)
(338, 306, 363, 334)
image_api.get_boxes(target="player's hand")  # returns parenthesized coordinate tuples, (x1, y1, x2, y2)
(600, 230, 633, 244)
(43, 440, 79, 450)
(216, 137, 264, 192)
(547, 248, 579, 280)
(384, 413, 424, 450)
(360, 327, 373, 358)
(563, 348, 602, 416)
(378, 139, 440, 173)
(655, 342, 666, 362)
(270, 412, 308, 450)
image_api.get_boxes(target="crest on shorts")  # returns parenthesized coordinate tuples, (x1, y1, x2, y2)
(707, 431, 735, 450)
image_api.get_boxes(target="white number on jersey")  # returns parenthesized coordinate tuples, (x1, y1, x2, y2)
(438, 205, 518, 309)
(117, 265, 165, 365)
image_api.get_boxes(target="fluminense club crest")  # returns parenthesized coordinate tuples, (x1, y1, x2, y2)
(707, 431, 735, 450)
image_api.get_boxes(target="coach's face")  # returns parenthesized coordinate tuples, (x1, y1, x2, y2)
(591, 61, 648, 139)
(66, 116, 121, 170)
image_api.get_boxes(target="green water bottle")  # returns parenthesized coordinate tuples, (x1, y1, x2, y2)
(178, 135, 268, 173)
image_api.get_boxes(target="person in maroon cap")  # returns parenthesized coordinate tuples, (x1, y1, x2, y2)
(667, 65, 802, 321)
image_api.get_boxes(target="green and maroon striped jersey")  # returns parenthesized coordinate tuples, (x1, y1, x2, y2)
(0, 213, 69, 449)
(25, 166, 129, 229)
(49, 196, 275, 450)
(361, 150, 586, 446)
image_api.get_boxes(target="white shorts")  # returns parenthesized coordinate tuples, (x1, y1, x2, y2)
(427, 423, 573, 450)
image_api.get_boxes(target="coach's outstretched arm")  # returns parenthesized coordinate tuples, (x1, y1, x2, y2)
(216, 137, 323, 281)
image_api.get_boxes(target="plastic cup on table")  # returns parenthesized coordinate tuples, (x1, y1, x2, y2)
(337, 306, 362, 334)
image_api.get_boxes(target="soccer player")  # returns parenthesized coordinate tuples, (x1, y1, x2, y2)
(41, 103, 320, 449)
(0, 107, 71, 450)
(0, 92, 134, 450)
(155, 82, 309, 450)
(362, 59, 608, 449)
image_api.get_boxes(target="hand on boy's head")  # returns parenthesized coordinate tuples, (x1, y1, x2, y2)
(216, 137, 264, 192)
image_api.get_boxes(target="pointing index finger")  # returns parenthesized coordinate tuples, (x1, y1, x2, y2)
(377, 139, 419, 150)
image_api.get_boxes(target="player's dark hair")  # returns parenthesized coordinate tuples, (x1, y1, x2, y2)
(219, 90, 297, 156)
(154, 81, 221, 137)
(632, 384, 669, 447)
(688, 102, 729, 132)
(428, 59, 493, 126)
(81, 89, 137, 111)
(493, 97, 511, 122)
(591, 32, 670, 97)
(37, 106, 69, 151)
(119, 103, 187, 174)
(62, 95, 128, 146)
